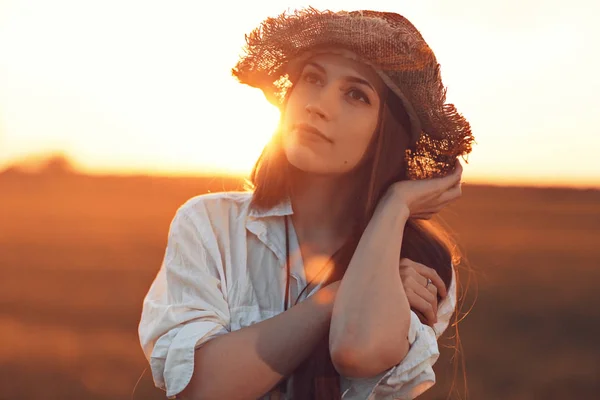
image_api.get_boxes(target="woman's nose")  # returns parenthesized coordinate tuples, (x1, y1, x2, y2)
(304, 85, 339, 121)
(305, 103, 328, 120)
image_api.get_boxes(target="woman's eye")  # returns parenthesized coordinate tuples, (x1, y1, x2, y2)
(348, 89, 370, 104)
(303, 72, 322, 85)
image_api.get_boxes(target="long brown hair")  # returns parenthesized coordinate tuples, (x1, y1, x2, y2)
(247, 76, 468, 399)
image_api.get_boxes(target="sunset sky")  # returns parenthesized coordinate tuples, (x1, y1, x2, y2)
(0, 0, 598, 187)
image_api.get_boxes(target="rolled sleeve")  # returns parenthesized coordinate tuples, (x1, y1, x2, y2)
(365, 311, 440, 400)
(138, 204, 231, 398)
(150, 319, 228, 397)
(344, 264, 458, 400)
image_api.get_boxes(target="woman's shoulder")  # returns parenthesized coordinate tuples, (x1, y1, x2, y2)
(176, 191, 254, 222)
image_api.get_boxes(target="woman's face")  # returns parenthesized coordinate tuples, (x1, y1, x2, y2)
(282, 53, 384, 175)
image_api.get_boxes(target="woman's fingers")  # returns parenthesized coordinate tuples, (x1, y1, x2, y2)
(418, 185, 461, 217)
(413, 309, 428, 325)
(402, 258, 447, 298)
(406, 289, 436, 326)
(400, 259, 448, 326)
(388, 159, 462, 221)
(419, 273, 439, 297)
(410, 161, 463, 216)
(436, 181, 462, 205)
(427, 281, 438, 297)
(431, 159, 463, 194)
(412, 282, 438, 316)
(420, 268, 447, 298)
(409, 162, 460, 201)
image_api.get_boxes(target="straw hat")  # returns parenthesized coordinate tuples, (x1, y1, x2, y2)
(232, 7, 474, 179)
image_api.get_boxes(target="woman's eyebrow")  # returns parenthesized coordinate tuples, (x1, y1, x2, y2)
(306, 61, 375, 92)
(344, 76, 375, 92)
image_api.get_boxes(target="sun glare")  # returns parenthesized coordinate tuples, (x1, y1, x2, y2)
(0, 1, 599, 187)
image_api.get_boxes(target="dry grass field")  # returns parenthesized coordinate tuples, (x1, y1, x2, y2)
(1, 168, 599, 399)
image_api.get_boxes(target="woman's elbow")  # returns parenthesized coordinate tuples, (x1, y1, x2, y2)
(330, 345, 370, 378)
(330, 338, 410, 378)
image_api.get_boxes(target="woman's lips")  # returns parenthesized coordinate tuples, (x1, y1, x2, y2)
(294, 123, 333, 144)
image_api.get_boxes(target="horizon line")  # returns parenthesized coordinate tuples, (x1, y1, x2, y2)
(3, 162, 598, 191)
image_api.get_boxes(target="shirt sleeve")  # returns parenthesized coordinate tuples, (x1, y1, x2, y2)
(343, 264, 458, 400)
(138, 203, 231, 398)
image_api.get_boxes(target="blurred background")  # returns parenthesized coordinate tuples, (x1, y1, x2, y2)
(1, 1, 599, 399)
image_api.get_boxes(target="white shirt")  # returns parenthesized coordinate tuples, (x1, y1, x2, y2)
(138, 191, 457, 399)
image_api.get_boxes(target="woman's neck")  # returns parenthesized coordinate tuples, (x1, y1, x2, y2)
(289, 169, 357, 246)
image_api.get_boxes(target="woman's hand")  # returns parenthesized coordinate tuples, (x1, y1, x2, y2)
(381, 159, 463, 220)
(399, 258, 447, 327)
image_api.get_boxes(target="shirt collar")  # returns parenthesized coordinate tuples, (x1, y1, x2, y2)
(247, 196, 293, 220)
(245, 196, 293, 263)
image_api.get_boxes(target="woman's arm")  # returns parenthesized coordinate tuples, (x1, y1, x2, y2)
(329, 162, 462, 378)
(179, 282, 339, 400)
(329, 201, 412, 378)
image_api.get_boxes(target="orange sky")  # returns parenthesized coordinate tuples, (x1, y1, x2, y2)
(0, 0, 599, 188)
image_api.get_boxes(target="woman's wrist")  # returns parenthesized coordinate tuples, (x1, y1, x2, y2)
(373, 196, 410, 231)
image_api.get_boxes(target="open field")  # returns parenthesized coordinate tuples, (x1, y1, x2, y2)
(1, 170, 599, 399)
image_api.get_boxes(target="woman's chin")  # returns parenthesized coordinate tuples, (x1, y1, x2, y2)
(288, 157, 351, 177)
(288, 159, 326, 175)
(286, 149, 330, 175)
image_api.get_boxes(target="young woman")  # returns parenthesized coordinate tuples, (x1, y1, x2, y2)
(139, 8, 474, 400)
